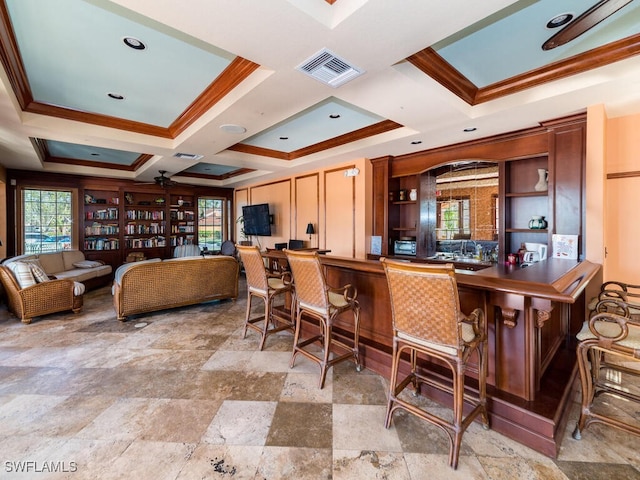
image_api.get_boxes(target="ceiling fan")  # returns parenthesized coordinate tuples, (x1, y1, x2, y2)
(542, 0, 633, 50)
(136, 170, 178, 187)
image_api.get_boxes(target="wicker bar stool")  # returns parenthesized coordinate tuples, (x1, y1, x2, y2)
(381, 258, 489, 470)
(236, 244, 294, 350)
(573, 297, 640, 441)
(284, 248, 361, 389)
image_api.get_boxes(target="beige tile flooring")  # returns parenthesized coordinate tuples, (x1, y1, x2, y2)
(0, 276, 639, 479)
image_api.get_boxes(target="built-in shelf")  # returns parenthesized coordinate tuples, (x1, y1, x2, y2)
(505, 191, 547, 198)
(391, 200, 417, 205)
(505, 228, 548, 233)
(392, 227, 417, 231)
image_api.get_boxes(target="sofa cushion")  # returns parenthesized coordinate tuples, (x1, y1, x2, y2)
(37, 252, 65, 275)
(73, 260, 104, 269)
(62, 250, 86, 271)
(30, 263, 50, 283)
(7, 261, 37, 288)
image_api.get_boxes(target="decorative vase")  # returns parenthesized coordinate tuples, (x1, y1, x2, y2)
(528, 215, 547, 229)
(409, 188, 417, 201)
(534, 168, 548, 192)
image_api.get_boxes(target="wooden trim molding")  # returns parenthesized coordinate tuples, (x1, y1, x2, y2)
(177, 168, 255, 181)
(407, 34, 640, 105)
(228, 120, 402, 160)
(607, 170, 640, 179)
(0, 3, 259, 139)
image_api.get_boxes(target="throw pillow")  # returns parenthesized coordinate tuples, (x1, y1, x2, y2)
(30, 263, 50, 283)
(73, 260, 104, 269)
(73, 281, 86, 296)
(7, 261, 37, 288)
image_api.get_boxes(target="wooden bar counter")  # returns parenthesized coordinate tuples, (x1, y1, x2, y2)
(267, 250, 601, 457)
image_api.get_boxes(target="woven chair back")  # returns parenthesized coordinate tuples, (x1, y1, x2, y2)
(285, 249, 328, 311)
(382, 259, 461, 348)
(236, 245, 268, 292)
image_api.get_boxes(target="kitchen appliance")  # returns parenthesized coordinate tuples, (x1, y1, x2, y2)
(522, 242, 548, 264)
(394, 238, 416, 256)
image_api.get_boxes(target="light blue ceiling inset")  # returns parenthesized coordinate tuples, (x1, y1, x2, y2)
(182, 163, 239, 176)
(240, 97, 385, 153)
(47, 140, 141, 165)
(433, 0, 640, 88)
(6, 0, 235, 128)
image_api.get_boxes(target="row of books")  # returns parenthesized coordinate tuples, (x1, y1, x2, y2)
(170, 235, 195, 246)
(169, 210, 195, 221)
(85, 223, 119, 235)
(124, 236, 166, 249)
(171, 225, 195, 233)
(84, 238, 119, 250)
(125, 222, 164, 234)
(85, 208, 119, 220)
(125, 210, 165, 220)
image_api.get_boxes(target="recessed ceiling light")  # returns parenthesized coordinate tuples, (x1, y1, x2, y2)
(219, 124, 247, 134)
(546, 13, 574, 29)
(123, 36, 146, 50)
(329, 114, 341, 119)
(279, 136, 289, 140)
(463, 127, 477, 132)
(90, 153, 100, 156)
(411, 140, 422, 145)
(107, 93, 125, 100)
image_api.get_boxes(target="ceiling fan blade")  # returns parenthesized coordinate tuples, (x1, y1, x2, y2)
(542, 0, 633, 51)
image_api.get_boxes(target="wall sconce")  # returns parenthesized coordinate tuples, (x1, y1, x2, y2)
(306, 222, 315, 240)
(344, 167, 359, 177)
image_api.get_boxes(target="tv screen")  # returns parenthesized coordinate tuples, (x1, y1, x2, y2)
(242, 203, 271, 236)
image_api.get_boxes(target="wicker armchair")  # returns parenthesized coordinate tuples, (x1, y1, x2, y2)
(285, 248, 361, 389)
(236, 244, 293, 350)
(0, 265, 83, 324)
(573, 297, 640, 441)
(381, 258, 489, 470)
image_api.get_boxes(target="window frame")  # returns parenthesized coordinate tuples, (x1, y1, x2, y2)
(197, 196, 228, 252)
(18, 186, 78, 254)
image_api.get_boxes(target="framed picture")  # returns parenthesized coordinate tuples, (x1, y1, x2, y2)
(552, 234, 578, 260)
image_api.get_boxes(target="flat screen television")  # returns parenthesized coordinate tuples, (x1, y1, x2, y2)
(242, 203, 271, 236)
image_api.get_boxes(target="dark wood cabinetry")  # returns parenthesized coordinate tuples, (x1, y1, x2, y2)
(370, 113, 586, 262)
(4, 170, 234, 269)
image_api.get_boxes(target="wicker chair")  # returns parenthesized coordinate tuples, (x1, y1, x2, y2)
(573, 297, 640, 441)
(0, 265, 83, 324)
(236, 244, 294, 350)
(284, 248, 361, 388)
(587, 280, 640, 318)
(381, 258, 489, 470)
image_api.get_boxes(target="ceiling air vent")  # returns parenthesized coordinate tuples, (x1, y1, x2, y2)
(173, 152, 203, 161)
(296, 48, 364, 88)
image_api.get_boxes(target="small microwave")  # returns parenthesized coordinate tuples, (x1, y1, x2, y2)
(394, 239, 416, 256)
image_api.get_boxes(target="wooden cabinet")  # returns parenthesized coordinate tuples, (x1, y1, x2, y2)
(501, 156, 551, 256)
(370, 113, 586, 263)
(169, 194, 196, 247)
(123, 190, 167, 257)
(82, 189, 121, 263)
(388, 174, 419, 255)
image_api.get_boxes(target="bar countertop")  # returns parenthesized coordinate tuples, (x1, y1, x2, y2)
(317, 254, 600, 304)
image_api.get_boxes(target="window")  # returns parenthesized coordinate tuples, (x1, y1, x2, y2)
(197, 197, 225, 251)
(436, 197, 470, 240)
(22, 188, 74, 253)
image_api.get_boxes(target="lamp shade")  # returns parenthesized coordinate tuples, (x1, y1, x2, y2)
(306, 223, 315, 235)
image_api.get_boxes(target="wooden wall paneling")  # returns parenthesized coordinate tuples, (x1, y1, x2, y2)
(294, 173, 319, 248)
(249, 179, 291, 248)
(370, 157, 391, 256)
(324, 166, 356, 257)
(549, 122, 586, 258)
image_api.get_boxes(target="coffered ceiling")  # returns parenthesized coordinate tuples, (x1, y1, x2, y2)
(0, 0, 639, 188)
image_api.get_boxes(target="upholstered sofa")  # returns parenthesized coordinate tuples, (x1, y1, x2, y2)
(3, 250, 113, 290)
(112, 255, 239, 321)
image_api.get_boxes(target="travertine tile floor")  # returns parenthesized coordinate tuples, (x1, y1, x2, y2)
(0, 275, 638, 479)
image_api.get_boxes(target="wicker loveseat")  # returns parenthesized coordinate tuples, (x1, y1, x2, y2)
(112, 255, 239, 321)
(0, 265, 83, 324)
